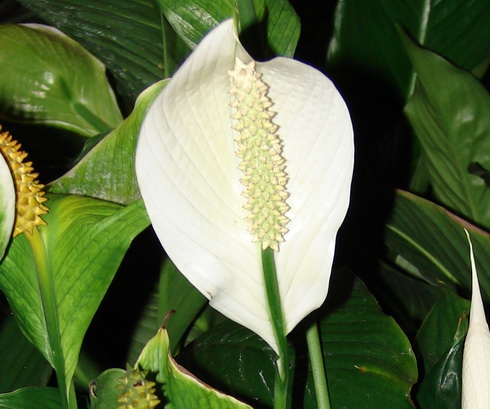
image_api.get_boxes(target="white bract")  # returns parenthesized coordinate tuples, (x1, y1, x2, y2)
(0, 130, 16, 258)
(462, 230, 490, 409)
(136, 19, 354, 352)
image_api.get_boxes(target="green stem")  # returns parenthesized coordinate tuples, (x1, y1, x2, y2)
(306, 320, 331, 409)
(27, 228, 77, 409)
(261, 247, 289, 409)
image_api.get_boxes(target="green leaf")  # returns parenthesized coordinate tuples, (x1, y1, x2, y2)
(0, 195, 149, 401)
(318, 273, 417, 409)
(328, 0, 490, 100)
(385, 190, 490, 299)
(375, 260, 441, 333)
(0, 316, 52, 393)
(179, 273, 417, 409)
(159, 0, 300, 57)
(158, 258, 207, 354)
(49, 80, 168, 205)
(401, 33, 490, 227)
(415, 292, 469, 409)
(0, 24, 122, 137)
(89, 368, 126, 409)
(136, 326, 254, 409)
(16, 0, 165, 107)
(417, 337, 465, 409)
(0, 387, 61, 409)
(416, 291, 469, 372)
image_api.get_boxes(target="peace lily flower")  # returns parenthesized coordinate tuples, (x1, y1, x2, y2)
(136, 19, 354, 352)
(462, 229, 490, 409)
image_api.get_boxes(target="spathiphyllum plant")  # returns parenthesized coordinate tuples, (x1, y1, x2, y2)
(136, 18, 354, 407)
(2, 1, 490, 409)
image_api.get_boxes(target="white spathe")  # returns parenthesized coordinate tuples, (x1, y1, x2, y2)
(462, 230, 490, 409)
(135, 19, 354, 353)
(0, 145, 15, 258)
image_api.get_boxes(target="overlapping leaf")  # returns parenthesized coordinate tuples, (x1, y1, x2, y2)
(0, 195, 149, 399)
(179, 274, 417, 409)
(0, 387, 61, 409)
(17, 0, 166, 106)
(385, 190, 490, 299)
(401, 33, 490, 228)
(0, 24, 122, 137)
(159, 0, 300, 57)
(328, 0, 490, 100)
(0, 317, 52, 393)
(49, 80, 168, 205)
(415, 292, 469, 409)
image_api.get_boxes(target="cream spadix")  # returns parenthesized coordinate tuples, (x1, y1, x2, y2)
(462, 230, 490, 409)
(135, 19, 354, 352)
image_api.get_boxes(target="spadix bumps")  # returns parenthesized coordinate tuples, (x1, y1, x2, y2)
(229, 58, 290, 251)
(136, 20, 354, 352)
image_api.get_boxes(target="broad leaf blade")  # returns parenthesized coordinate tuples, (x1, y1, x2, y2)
(159, 0, 300, 57)
(136, 327, 254, 409)
(415, 292, 469, 409)
(0, 195, 149, 395)
(17, 0, 165, 107)
(328, 0, 490, 100)
(319, 274, 417, 409)
(0, 316, 52, 393)
(401, 33, 490, 228)
(180, 274, 417, 409)
(0, 24, 122, 137)
(0, 387, 61, 409)
(385, 190, 490, 299)
(416, 291, 469, 373)
(49, 80, 168, 205)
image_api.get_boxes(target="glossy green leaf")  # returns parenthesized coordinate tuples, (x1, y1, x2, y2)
(180, 274, 417, 409)
(417, 337, 465, 409)
(49, 80, 168, 205)
(319, 274, 417, 409)
(0, 387, 61, 409)
(416, 291, 469, 373)
(0, 24, 122, 137)
(328, 0, 490, 100)
(0, 195, 149, 402)
(136, 326, 254, 409)
(17, 0, 165, 106)
(159, 0, 300, 57)
(401, 33, 490, 228)
(0, 316, 52, 393)
(385, 190, 490, 299)
(415, 292, 469, 409)
(89, 368, 126, 409)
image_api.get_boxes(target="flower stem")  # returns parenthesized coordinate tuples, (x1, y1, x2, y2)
(27, 228, 77, 409)
(261, 247, 289, 409)
(306, 319, 331, 409)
